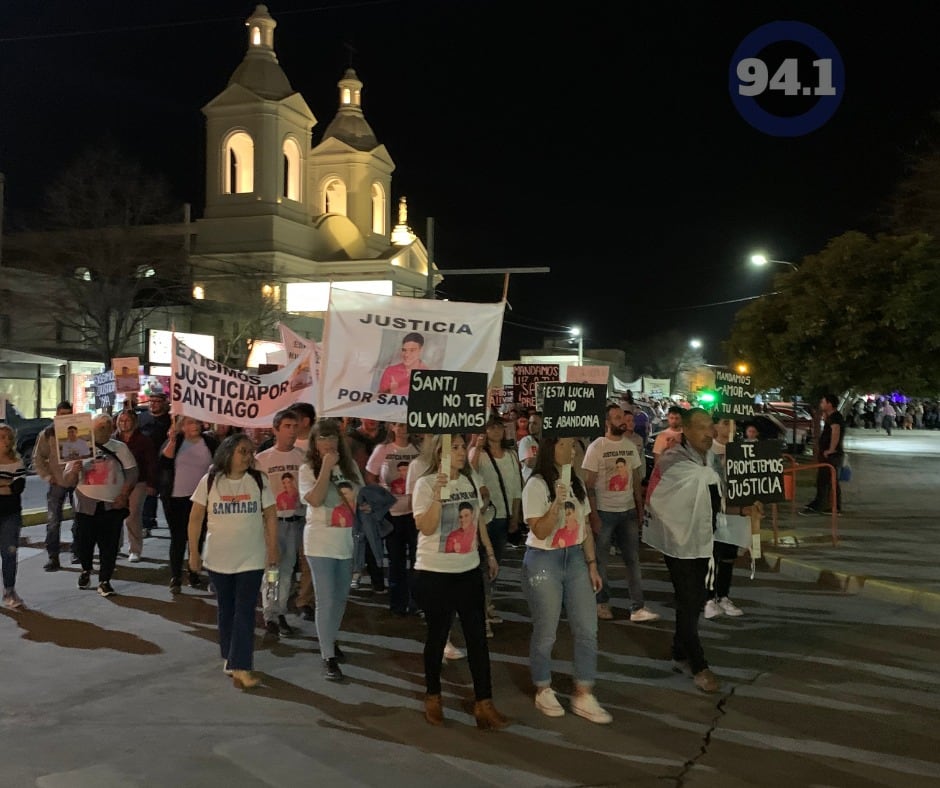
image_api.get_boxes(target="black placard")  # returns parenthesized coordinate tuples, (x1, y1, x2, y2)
(714, 367, 756, 419)
(540, 383, 607, 438)
(513, 364, 559, 411)
(406, 370, 487, 434)
(725, 440, 786, 505)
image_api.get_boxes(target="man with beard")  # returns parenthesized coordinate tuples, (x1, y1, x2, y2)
(581, 403, 659, 623)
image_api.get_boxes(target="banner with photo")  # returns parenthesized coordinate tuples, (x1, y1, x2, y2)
(318, 291, 504, 422)
(170, 336, 317, 428)
(276, 323, 318, 408)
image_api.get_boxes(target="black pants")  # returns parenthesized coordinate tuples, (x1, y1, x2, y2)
(75, 504, 126, 583)
(810, 453, 843, 513)
(385, 512, 417, 613)
(707, 541, 738, 601)
(166, 496, 204, 580)
(414, 567, 491, 699)
(664, 555, 710, 674)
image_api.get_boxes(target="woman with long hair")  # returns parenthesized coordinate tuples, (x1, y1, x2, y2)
(299, 418, 364, 682)
(521, 435, 611, 723)
(187, 433, 278, 690)
(412, 433, 509, 730)
(0, 424, 27, 610)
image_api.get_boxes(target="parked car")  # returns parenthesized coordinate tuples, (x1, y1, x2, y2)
(762, 402, 814, 451)
(1, 401, 53, 472)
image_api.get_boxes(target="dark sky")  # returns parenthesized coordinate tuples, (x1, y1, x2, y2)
(2, 1, 940, 360)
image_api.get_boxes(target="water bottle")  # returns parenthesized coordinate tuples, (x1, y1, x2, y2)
(265, 566, 280, 602)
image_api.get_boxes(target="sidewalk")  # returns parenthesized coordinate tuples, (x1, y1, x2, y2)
(761, 428, 940, 614)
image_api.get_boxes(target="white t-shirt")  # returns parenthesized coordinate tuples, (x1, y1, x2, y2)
(581, 436, 642, 512)
(412, 473, 481, 573)
(299, 463, 362, 559)
(366, 441, 420, 516)
(522, 475, 589, 550)
(191, 471, 275, 574)
(474, 447, 522, 518)
(255, 446, 306, 519)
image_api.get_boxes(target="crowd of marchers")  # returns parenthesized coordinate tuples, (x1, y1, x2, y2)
(2, 389, 764, 728)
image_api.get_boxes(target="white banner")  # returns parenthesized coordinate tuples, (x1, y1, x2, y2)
(318, 291, 505, 422)
(612, 375, 642, 394)
(171, 337, 316, 428)
(643, 377, 671, 398)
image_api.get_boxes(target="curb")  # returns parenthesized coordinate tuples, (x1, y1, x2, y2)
(22, 507, 72, 527)
(762, 550, 940, 615)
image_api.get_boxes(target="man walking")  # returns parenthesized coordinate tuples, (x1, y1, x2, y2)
(34, 401, 76, 570)
(255, 409, 306, 639)
(582, 403, 658, 622)
(644, 407, 721, 693)
(139, 388, 171, 536)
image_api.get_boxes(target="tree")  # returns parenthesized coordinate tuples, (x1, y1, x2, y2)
(29, 144, 190, 367)
(620, 329, 706, 394)
(725, 231, 940, 398)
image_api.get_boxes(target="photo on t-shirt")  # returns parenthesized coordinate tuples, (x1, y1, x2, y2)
(440, 498, 477, 554)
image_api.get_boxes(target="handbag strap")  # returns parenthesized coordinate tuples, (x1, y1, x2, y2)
(483, 444, 512, 517)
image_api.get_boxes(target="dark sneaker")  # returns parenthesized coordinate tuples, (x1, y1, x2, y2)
(334, 643, 346, 663)
(277, 615, 297, 637)
(78, 571, 91, 589)
(300, 605, 316, 621)
(70, 554, 81, 565)
(798, 506, 821, 516)
(188, 570, 205, 590)
(44, 557, 60, 572)
(322, 657, 343, 681)
(97, 581, 115, 597)
(263, 620, 280, 640)
(169, 577, 182, 595)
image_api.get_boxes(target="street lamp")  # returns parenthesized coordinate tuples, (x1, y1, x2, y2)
(569, 326, 584, 365)
(689, 338, 702, 350)
(750, 253, 798, 271)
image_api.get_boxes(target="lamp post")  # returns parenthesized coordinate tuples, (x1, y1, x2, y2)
(570, 326, 584, 365)
(749, 253, 799, 449)
(750, 253, 798, 272)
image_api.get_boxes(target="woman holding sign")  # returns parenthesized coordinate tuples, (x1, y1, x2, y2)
(520, 436, 612, 724)
(412, 433, 509, 730)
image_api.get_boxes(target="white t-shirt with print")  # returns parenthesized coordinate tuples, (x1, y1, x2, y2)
(77, 439, 137, 503)
(581, 436, 642, 513)
(412, 473, 481, 573)
(366, 441, 420, 516)
(255, 446, 306, 519)
(518, 434, 540, 482)
(299, 463, 361, 559)
(522, 475, 589, 550)
(191, 472, 275, 574)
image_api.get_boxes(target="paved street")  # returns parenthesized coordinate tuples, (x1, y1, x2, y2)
(2, 430, 939, 787)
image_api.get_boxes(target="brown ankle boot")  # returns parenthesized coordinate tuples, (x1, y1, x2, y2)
(472, 698, 510, 731)
(424, 693, 444, 726)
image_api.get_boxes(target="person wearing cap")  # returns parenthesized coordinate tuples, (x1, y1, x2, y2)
(140, 388, 171, 537)
(34, 401, 77, 571)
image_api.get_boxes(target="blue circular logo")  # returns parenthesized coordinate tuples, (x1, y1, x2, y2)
(729, 21, 845, 137)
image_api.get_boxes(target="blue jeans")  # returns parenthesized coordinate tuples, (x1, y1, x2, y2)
(207, 568, 263, 671)
(44, 483, 75, 559)
(262, 519, 300, 620)
(595, 508, 645, 610)
(307, 555, 353, 660)
(1, 512, 23, 590)
(522, 544, 598, 687)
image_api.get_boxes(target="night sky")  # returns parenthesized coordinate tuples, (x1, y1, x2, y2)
(2, 1, 940, 360)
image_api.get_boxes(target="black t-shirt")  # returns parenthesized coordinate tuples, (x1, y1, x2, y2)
(819, 410, 845, 458)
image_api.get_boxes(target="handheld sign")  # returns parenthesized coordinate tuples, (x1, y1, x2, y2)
(540, 383, 606, 438)
(406, 370, 488, 434)
(725, 440, 786, 506)
(513, 364, 560, 411)
(713, 367, 756, 419)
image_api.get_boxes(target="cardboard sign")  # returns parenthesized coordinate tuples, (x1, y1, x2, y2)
(725, 440, 786, 505)
(539, 383, 607, 438)
(406, 370, 488, 434)
(714, 367, 756, 419)
(513, 364, 559, 411)
(112, 357, 140, 394)
(566, 365, 609, 385)
(55, 412, 95, 462)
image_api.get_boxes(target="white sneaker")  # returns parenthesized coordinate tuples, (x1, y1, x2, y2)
(717, 597, 743, 616)
(571, 692, 613, 724)
(443, 641, 466, 661)
(535, 687, 565, 717)
(350, 573, 361, 590)
(629, 607, 660, 623)
(128, 553, 140, 563)
(704, 599, 722, 619)
(486, 604, 503, 624)
(3, 591, 25, 610)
